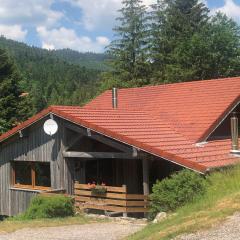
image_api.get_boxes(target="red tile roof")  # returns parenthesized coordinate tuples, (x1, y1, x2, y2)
(1, 77, 240, 173)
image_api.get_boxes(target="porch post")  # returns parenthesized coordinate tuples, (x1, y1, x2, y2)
(122, 184, 128, 218)
(142, 158, 149, 196)
(79, 161, 86, 184)
(142, 158, 149, 218)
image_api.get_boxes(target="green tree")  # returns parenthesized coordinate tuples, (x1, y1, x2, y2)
(0, 36, 103, 112)
(0, 48, 31, 133)
(150, 0, 209, 83)
(106, 0, 150, 88)
(202, 13, 240, 78)
(150, 0, 240, 83)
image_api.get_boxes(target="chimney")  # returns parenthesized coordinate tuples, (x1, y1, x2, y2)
(230, 112, 240, 153)
(112, 88, 118, 109)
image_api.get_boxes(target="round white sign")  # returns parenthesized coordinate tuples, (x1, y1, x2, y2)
(43, 119, 58, 136)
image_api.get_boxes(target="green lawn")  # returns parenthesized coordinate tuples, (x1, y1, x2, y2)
(127, 165, 240, 240)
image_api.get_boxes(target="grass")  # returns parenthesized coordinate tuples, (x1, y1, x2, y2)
(0, 214, 105, 233)
(127, 165, 240, 240)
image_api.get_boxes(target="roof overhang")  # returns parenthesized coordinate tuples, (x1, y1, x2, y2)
(0, 106, 207, 174)
(198, 97, 240, 143)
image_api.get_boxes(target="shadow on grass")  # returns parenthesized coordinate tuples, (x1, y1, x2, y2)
(0, 216, 8, 221)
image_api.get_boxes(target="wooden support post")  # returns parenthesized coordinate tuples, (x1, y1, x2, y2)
(122, 184, 127, 218)
(142, 158, 149, 218)
(79, 161, 86, 184)
(142, 158, 149, 195)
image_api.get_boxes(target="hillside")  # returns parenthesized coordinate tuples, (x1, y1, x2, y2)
(0, 37, 109, 113)
(128, 166, 240, 240)
(0, 37, 109, 71)
(52, 49, 110, 71)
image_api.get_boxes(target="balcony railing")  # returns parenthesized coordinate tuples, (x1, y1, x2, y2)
(74, 182, 149, 214)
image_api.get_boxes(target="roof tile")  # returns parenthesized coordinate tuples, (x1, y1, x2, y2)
(1, 77, 240, 173)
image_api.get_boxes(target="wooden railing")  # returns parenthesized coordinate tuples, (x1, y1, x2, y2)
(74, 183, 149, 214)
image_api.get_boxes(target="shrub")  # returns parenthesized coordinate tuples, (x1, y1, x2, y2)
(20, 194, 74, 219)
(150, 169, 206, 218)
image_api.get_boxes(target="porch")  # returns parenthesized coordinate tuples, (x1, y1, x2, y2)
(63, 121, 181, 216)
(67, 155, 151, 216)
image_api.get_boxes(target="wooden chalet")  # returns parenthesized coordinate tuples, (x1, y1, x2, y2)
(0, 77, 240, 216)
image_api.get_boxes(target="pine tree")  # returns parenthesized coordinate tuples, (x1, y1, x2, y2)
(106, 0, 150, 87)
(0, 48, 32, 134)
(203, 13, 240, 78)
(150, 0, 209, 83)
(0, 36, 102, 112)
(149, 0, 167, 80)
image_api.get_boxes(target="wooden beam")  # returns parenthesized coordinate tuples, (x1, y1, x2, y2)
(62, 151, 138, 159)
(64, 121, 133, 153)
(64, 134, 84, 151)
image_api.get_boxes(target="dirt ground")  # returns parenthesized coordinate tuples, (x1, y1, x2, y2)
(0, 222, 144, 240)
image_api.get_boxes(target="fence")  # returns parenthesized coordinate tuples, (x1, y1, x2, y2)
(74, 182, 149, 214)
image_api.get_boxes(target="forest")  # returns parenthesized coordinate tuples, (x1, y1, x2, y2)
(0, 0, 240, 134)
(0, 36, 109, 108)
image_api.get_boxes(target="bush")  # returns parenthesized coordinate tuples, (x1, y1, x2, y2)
(150, 169, 206, 218)
(20, 194, 74, 219)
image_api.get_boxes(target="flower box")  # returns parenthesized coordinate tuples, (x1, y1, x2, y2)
(88, 182, 107, 195)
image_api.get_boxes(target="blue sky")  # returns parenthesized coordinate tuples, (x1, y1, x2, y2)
(0, 0, 239, 53)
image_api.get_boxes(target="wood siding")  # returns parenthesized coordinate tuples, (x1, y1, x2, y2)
(0, 116, 72, 216)
(0, 115, 149, 216)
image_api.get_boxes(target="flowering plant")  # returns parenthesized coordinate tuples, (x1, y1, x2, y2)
(88, 182, 107, 195)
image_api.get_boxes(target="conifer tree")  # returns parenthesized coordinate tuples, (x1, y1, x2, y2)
(202, 13, 240, 79)
(0, 48, 32, 134)
(150, 0, 209, 83)
(106, 0, 150, 87)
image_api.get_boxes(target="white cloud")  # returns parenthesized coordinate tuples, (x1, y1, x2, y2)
(199, 0, 208, 6)
(0, 0, 63, 27)
(42, 42, 55, 50)
(69, 0, 121, 31)
(69, 0, 155, 31)
(0, 24, 27, 41)
(212, 0, 240, 22)
(37, 26, 110, 52)
(96, 36, 110, 46)
(143, 0, 156, 6)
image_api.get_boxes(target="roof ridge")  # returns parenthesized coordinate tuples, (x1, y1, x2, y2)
(107, 76, 240, 91)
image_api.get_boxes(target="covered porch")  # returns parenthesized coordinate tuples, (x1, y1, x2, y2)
(62, 120, 181, 216)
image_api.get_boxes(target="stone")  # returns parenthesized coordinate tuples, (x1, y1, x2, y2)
(153, 212, 167, 223)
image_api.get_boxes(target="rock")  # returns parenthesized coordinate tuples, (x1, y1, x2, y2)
(153, 212, 167, 223)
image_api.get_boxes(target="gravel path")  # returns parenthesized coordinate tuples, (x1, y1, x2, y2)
(175, 212, 240, 240)
(0, 222, 144, 240)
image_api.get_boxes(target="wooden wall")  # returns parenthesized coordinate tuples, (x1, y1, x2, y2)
(0, 116, 73, 216)
(0, 114, 152, 216)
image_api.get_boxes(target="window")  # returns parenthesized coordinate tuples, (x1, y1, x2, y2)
(14, 162, 32, 185)
(35, 162, 51, 187)
(12, 161, 51, 190)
